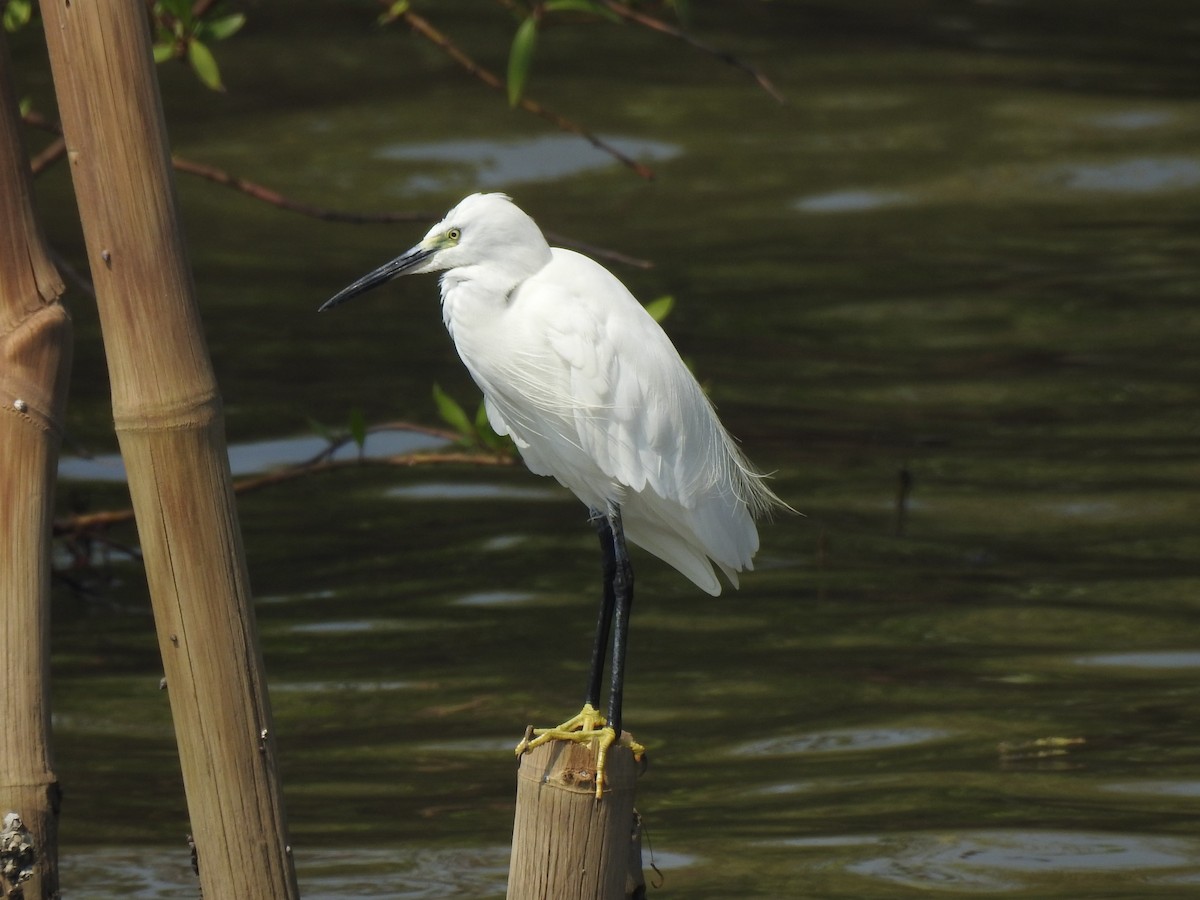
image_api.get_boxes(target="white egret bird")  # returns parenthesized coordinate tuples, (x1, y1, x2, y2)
(320, 193, 785, 796)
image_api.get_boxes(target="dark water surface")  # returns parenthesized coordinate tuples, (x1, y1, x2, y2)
(11, 1, 1200, 896)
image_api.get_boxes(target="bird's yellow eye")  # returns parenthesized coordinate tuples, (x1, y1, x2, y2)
(447, 228, 461, 242)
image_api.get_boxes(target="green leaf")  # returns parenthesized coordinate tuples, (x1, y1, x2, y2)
(506, 16, 538, 108)
(544, 0, 621, 22)
(347, 408, 367, 451)
(474, 402, 502, 451)
(157, 0, 193, 25)
(152, 42, 178, 64)
(202, 12, 245, 42)
(3, 0, 32, 33)
(433, 384, 474, 441)
(474, 402, 516, 455)
(306, 416, 335, 445)
(187, 38, 224, 91)
(377, 0, 409, 25)
(644, 294, 674, 323)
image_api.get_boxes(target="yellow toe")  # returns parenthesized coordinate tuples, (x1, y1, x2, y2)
(515, 704, 645, 799)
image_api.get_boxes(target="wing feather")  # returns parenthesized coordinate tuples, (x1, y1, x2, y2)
(466, 248, 780, 593)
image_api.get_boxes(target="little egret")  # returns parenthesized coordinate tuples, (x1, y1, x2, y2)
(320, 193, 785, 796)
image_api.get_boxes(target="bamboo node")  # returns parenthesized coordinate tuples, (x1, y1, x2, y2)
(111, 388, 221, 432)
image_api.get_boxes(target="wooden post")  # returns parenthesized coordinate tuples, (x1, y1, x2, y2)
(508, 741, 643, 899)
(0, 30, 71, 900)
(37, 2, 299, 897)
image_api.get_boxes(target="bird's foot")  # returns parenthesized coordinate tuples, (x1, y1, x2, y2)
(515, 703, 645, 799)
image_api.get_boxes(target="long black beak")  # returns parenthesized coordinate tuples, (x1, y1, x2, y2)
(318, 244, 435, 312)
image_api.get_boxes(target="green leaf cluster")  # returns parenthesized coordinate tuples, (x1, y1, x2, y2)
(2, 0, 32, 33)
(151, 1, 245, 92)
(377, 1, 410, 27)
(643, 294, 674, 323)
(433, 385, 515, 455)
(506, 1, 618, 107)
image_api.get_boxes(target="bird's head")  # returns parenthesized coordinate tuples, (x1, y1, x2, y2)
(318, 193, 551, 312)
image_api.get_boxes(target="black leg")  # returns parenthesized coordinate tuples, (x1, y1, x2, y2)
(605, 507, 634, 739)
(585, 511, 617, 710)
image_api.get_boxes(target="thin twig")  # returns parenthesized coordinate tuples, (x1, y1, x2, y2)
(174, 159, 653, 264)
(228, 448, 515, 496)
(23, 83, 656, 268)
(47, 246, 96, 300)
(171, 157, 437, 224)
(304, 420, 460, 467)
(173, 158, 652, 265)
(54, 444, 516, 538)
(599, 0, 785, 104)
(543, 231, 652, 269)
(29, 135, 66, 174)
(23, 108, 434, 224)
(398, 8, 656, 180)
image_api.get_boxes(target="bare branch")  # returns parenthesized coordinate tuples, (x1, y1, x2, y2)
(54, 441, 516, 539)
(598, 0, 785, 104)
(171, 157, 438, 224)
(23, 111, 653, 268)
(225, 447, 516, 498)
(29, 136, 66, 175)
(173, 158, 651, 265)
(398, 8, 656, 180)
(47, 246, 96, 300)
(544, 231, 653, 269)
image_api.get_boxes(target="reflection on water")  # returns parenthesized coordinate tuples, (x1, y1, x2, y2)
(60, 843, 700, 899)
(1074, 651, 1200, 669)
(285, 619, 438, 635)
(1086, 110, 1175, 130)
(376, 134, 680, 193)
(793, 155, 1200, 216)
(1052, 157, 1200, 193)
(451, 590, 538, 607)
(734, 726, 950, 757)
(58, 431, 447, 482)
(59, 845, 510, 900)
(385, 482, 564, 501)
(416, 737, 521, 754)
(794, 189, 912, 213)
(841, 831, 1200, 892)
(1104, 781, 1200, 799)
(269, 680, 415, 694)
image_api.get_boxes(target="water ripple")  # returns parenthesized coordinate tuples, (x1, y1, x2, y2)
(1074, 650, 1200, 670)
(734, 726, 949, 757)
(841, 830, 1200, 891)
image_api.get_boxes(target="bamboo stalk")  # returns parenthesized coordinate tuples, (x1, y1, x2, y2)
(0, 30, 71, 900)
(37, 3, 298, 897)
(507, 740, 643, 899)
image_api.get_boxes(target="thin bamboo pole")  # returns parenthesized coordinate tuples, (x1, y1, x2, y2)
(37, 2, 298, 896)
(0, 31, 70, 900)
(508, 740, 643, 899)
